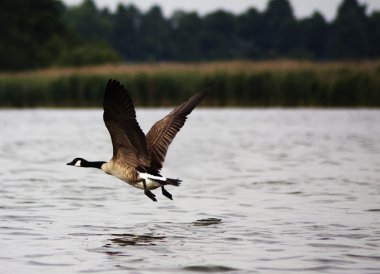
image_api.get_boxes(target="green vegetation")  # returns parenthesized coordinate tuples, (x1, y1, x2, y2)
(1, 0, 380, 71)
(1, 1, 377, 107)
(59, 0, 380, 61)
(0, 61, 379, 107)
(55, 44, 122, 67)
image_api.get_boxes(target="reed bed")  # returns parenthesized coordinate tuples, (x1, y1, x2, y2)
(0, 60, 379, 107)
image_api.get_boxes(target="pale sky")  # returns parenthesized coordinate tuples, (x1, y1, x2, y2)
(62, 0, 380, 20)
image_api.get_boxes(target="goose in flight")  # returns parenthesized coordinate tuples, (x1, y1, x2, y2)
(67, 79, 212, 202)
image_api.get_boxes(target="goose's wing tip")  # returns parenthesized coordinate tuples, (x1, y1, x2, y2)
(106, 78, 114, 85)
(206, 80, 216, 88)
(201, 80, 216, 94)
(106, 78, 122, 89)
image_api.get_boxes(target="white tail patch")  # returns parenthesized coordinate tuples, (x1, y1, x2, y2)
(139, 172, 166, 181)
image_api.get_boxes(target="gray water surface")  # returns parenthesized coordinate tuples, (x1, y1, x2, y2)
(0, 109, 380, 273)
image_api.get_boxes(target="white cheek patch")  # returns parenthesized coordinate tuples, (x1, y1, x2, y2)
(75, 160, 81, 167)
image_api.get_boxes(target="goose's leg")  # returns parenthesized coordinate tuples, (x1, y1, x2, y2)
(142, 179, 157, 202)
(161, 186, 173, 200)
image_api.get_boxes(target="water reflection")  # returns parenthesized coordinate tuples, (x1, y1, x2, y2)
(192, 218, 222, 226)
(106, 233, 166, 247)
(183, 265, 238, 272)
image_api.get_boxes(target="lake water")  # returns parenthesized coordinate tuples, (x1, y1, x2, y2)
(0, 109, 379, 274)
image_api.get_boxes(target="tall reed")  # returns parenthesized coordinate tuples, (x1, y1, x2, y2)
(0, 61, 379, 107)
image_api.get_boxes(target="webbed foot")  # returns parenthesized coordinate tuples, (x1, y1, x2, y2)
(145, 190, 157, 202)
(142, 179, 157, 202)
(161, 186, 173, 200)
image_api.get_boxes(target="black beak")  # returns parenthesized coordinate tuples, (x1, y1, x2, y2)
(67, 161, 74, 166)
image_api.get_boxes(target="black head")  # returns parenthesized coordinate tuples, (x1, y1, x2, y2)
(67, 158, 106, 169)
(67, 158, 87, 167)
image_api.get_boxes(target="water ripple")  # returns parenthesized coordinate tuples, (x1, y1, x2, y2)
(1, 109, 380, 273)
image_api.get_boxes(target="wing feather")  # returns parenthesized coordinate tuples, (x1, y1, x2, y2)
(103, 79, 150, 167)
(146, 83, 213, 171)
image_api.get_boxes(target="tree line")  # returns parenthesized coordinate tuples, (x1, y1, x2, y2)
(0, 0, 379, 71)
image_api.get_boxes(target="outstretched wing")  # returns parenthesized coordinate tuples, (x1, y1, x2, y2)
(103, 79, 150, 167)
(146, 82, 213, 172)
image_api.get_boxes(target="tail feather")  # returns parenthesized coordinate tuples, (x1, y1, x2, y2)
(165, 178, 182, 186)
(151, 177, 181, 186)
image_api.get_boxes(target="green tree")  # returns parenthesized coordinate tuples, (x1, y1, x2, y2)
(237, 8, 263, 58)
(199, 10, 238, 59)
(368, 12, 380, 57)
(299, 12, 328, 58)
(55, 43, 122, 67)
(171, 11, 202, 60)
(261, 0, 299, 57)
(63, 0, 113, 44)
(111, 4, 142, 60)
(327, 0, 369, 59)
(139, 6, 173, 61)
(0, 0, 69, 71)
(1, 0, 379, 70)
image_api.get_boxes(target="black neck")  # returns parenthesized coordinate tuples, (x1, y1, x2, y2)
(83, 161, 106, 169)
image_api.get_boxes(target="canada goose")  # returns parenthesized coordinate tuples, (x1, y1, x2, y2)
(67, 79, 212, 202)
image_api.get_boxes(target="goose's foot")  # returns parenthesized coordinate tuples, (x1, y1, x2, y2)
(142, 179, 157, 202)
(161, 186, 173, 200)
(144, 190, 157, 202)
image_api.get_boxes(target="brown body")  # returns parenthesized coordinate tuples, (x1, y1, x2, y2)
(100, 160, 162, 190)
